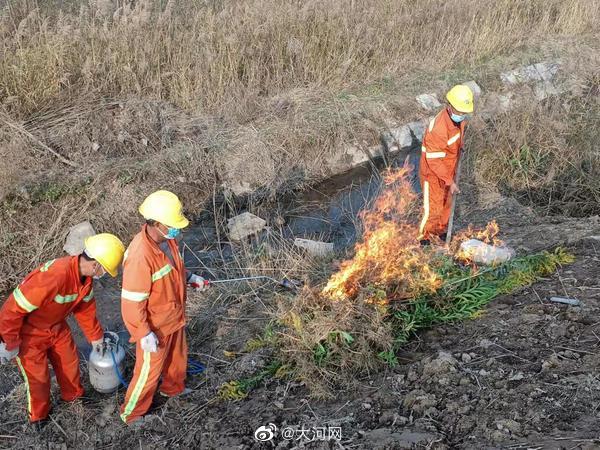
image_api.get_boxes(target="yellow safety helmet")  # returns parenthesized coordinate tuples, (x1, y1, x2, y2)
(84, 233, 125, 277)
(138, 190, 190, 230)
(446, 84, 474, 113)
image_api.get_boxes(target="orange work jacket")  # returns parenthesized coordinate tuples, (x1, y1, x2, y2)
(0, 256, 103, 351)
(419, 108, 466, 186)
(120, 225, 187, 343)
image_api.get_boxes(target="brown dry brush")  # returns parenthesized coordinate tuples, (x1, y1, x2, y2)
(1, 0, 598, 117)
(468, 74, 600, 216)
(276, 287, 394, 398)
(0, 0, 598, 288)
(274, 246, 575, 398)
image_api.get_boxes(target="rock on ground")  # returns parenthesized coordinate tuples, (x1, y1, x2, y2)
(64, 221, 96, 255)
(227, 212, 266, 241)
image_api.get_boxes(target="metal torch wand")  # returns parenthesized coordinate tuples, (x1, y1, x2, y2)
(445, 150, 463, 245)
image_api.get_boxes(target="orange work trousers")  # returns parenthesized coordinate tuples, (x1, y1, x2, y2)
(418, 175, 452, 240)
(15, 323, 83, 422)
(120, 327, 187, 424)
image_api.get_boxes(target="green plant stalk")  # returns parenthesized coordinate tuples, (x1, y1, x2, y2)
(388, 248, 573, 350)
(218, 360, 283, 401)
(311, 248, 573, 365)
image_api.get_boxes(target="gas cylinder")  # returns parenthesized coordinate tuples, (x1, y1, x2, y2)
(89, 331, 126, 394)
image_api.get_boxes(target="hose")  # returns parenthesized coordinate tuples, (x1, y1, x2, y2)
(109, 350, 205, 388)
(187, 358, 205, 375)
(110, 349, 129, 388)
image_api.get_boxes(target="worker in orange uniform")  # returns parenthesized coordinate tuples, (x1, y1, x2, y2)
(418, 84, 474, 245)
(0, 234, 125, 427)
(119, 190, 209, 424)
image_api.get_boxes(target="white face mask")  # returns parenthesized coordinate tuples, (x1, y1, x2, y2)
(159, 223, 181, 240)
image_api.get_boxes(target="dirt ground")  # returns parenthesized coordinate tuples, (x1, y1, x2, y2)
(1, 177, 600, 449)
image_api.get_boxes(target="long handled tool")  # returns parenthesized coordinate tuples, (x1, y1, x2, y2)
(208, 276, 301, 291)
(445, 151, 463, 245)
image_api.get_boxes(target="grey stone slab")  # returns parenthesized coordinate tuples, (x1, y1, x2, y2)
(407, 120, 426, 142)
(500, 64, 542, 85)
(394, 125, 413, 147)
(416, 93, 441, 111)
(534, 62, 560, 82)
(293, 238, 334, 256)
(64, 221, 96, 256)
(227, 212, 266, 241)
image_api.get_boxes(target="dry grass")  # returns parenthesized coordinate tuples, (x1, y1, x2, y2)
(0, 0, 598, 292)
(468, 73, 600, 216)
(276, 287, 394, 398)
(1, 0, 598, 118)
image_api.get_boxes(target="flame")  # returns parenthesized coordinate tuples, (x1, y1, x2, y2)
(321, 168, 441, 302)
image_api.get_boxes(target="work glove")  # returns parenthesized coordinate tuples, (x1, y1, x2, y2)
(0, 342, 19, 364)
(140, 332, 159, 353)
(188, 274, 210, 291)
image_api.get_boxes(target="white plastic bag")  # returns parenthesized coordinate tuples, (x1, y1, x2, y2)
(458, 239, 515, 265)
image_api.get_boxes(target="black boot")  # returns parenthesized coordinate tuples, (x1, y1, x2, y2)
(419, 239, 431, 247)
(31, 418, 49, 433)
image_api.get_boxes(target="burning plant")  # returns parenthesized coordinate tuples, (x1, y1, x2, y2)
(275, 168, 574, 397)
(322, 168, 441, 302)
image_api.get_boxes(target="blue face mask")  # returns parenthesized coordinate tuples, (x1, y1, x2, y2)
(450, 112, 468, 123)
(162, 226, 181, 240)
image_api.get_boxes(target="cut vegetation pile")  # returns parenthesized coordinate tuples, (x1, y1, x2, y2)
(273, 170, 574, 397)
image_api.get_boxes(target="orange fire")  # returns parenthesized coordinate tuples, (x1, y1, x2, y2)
(321, 168, 441, 302)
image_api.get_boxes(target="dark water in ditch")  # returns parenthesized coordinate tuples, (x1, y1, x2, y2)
(282, 154, 421, 248)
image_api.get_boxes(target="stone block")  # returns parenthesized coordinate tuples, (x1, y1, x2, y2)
(381, 131, 395, 152)
(294, 238, 334, 256)
(391, 125, 413, 150)
(367, 145, 384, 160)
(64, 221, 96, 256)
(225, 180, 253, 196)
(325, 145, 370, 174)
(407, 120, 426, 142)
(416, 93, 441, 111)
(227, 212, 266, 241)
(483, 92, 515, 116)
(463, 80, 482, 99)
(500, 64, 542, 85)
(534, 61, 560, 82)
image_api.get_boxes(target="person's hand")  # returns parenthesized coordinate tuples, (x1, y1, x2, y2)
(140, 332, 159, 353)
(188, 274, 210, 291)
(0, 342, 19, 364)
(450, 183, 460, 195)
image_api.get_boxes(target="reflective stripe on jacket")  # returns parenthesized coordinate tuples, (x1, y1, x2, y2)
(0, 256, 102, 351)
(419, 108, 466, 186)
(121, 225, 187, 342)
